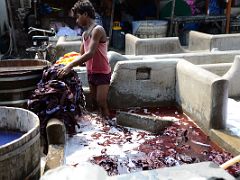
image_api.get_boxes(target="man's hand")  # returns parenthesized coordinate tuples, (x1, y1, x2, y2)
(57, 65, 72, 78)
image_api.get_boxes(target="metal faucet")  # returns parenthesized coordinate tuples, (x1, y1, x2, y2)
(28, 27, 56, 35)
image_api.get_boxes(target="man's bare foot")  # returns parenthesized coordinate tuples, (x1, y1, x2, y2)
(103, 116, 117, 126)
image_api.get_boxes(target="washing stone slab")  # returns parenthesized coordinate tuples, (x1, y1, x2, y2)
(116, 111, 177, 134)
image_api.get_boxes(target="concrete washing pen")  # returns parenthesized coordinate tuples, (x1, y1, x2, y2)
(220, 154, 240, 169)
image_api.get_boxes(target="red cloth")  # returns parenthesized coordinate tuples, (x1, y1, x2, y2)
(83, 34, 111, 74)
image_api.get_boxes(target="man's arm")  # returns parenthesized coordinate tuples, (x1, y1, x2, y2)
(57, 26, 103, 78)
(68, 26, 103, 68)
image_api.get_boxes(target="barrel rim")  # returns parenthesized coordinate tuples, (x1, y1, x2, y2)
(0, 59, 51, 71)
(0, 106, 40, 155)
(0, 58, 51, 64)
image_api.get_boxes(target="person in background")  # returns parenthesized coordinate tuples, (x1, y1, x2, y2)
(58, 0, 111, 120)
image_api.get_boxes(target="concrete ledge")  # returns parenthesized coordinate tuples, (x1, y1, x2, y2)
(210, 129, 240, 156)
(116, 111, 176, 134)
(41, 161, 235, 179)
(108, 50, 240, 71)
(109, 162, 235, 180)
(44, 145, 65, 172)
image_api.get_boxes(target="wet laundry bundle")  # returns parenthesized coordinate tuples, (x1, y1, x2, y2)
(28, 64, 85, 136)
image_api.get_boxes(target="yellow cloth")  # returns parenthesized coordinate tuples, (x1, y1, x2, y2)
(55, 52, 80, 65)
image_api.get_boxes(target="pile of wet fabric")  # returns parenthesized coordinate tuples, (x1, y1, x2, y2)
(28, 64, 85, 136)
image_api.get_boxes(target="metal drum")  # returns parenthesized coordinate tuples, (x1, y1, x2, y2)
(0, 59, 50, 108)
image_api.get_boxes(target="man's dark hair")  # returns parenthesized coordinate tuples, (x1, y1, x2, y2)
(72, 0, 96, 19)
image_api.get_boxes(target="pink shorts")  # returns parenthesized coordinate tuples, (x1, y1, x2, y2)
(88, 73, 111, 86)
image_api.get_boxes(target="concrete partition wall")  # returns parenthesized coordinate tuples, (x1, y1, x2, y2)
(189, 31, 240, 51)
(176, 60, 228, 133)
(108, 58, 179, 109)
(125, 34, 186, 55)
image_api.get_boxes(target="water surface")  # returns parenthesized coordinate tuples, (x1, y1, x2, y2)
(0, 130, 23, 146)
